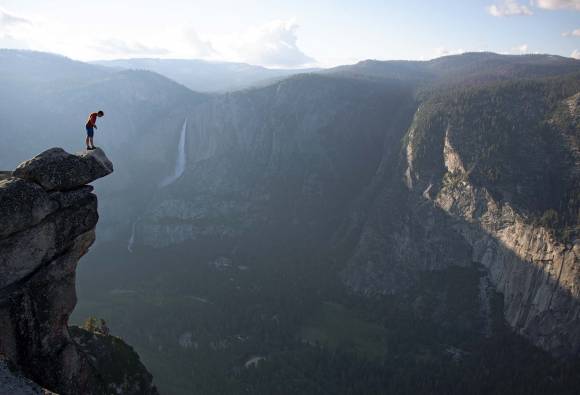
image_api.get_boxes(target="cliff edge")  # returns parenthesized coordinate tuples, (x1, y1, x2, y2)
(0, 148, 158, 394)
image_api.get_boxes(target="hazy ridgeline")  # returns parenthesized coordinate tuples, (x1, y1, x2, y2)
(93, 58, 319, 93)
(2, 49, 580, 394)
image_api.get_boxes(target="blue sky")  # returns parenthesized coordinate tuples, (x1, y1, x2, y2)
(0, 0, 578, 67)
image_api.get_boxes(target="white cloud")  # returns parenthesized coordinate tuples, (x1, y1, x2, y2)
(562, 28, 580, 36)
(93, 39, 170, 56)
(433, 47, 466, 58)
(183, 28, 217, 58)
(572, 49, 580, 59)
(87, 19, 315, 67)
(0, 7, 32, 50)
(0, 7, 31, 28)
(0, 10, 314, 67)
(213, 19, 315, 67)
(533, 0, 580, 10)
(487, 0, 533, 16)
(513, 43, 529, 53)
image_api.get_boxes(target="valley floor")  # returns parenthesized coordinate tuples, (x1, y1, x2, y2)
(73, 241, 580, 395)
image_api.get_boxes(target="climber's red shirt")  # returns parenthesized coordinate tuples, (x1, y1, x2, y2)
(86, 112, 98, 128)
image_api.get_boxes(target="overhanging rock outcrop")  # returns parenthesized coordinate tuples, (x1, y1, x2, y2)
(13, 147, 113, 191)
(0, 148, 157, 395)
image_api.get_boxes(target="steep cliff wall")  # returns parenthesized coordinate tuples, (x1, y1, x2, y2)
(432, 172, 580, 355)
(124, 70, 580, 359)
(402, 80, 580, 356)
(134, 74, 417, 250)
(0, 148, 158, 394)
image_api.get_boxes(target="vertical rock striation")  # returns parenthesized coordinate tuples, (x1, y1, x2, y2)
(402, 84, 580, 356)
(433, 180, 580, 355)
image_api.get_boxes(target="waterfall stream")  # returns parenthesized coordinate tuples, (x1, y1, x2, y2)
(128, 119, 188, 253)
(127, 222, 136, 253)
(159, 119, 188, 188)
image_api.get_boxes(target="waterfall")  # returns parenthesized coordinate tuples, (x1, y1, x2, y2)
(127, 222, 136, 253)
(159, 119, 188, 188)
(129, 120, 188, 253)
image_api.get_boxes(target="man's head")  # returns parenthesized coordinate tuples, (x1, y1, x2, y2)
(97, 110, 104, 117)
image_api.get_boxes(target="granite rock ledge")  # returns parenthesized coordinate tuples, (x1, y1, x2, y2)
(0, 148, 157, 395)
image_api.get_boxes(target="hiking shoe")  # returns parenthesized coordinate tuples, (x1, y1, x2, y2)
(87, 147, 95, 151)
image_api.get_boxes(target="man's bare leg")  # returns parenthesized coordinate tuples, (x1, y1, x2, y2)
(86, 136, 90, 149)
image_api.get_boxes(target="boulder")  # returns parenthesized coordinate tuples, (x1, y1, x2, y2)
(13, 148, 113, 191)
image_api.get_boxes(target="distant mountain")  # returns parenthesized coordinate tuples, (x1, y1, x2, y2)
(328, 52, 580, 86)
(71, 53, 580, 394)
(0, 50, 207, 169)
(3, 49, 580, 395)
(0, 50, 209, 245)
(0, 49, 111, 88)
(94, 58, 319, 92)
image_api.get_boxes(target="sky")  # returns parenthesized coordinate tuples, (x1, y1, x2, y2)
(0, 0, 579, 68)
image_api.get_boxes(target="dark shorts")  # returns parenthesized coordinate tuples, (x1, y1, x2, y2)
(86, 126, 94, 138)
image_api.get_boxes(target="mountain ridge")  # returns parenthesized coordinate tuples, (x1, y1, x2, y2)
(94, 57, 320, 93)
(1, 48, 580, 394)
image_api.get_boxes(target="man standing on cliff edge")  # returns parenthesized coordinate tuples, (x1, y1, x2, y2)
(86, 110, 104, 151)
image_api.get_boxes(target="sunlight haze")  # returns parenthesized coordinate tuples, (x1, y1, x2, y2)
(1, 0, 579, 67)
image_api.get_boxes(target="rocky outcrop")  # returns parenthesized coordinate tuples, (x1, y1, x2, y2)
(69, 326, 157, 395)
(13, 148, 113, 191)
(0, 148, 157, 394)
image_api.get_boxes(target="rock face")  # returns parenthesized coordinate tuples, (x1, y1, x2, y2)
(125, 70, 580, 359)
(0, 177, 58, 240)
(13, 148, 113, 191)
(399, 82, 580, 356)
(0, 357, 56, 395)
(0, 148, 157, 394)
(433, 181, 580, 355)
(0, 172, 11, 182)
(69, 326, 157, 395)
(135, 74, 418, 250)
